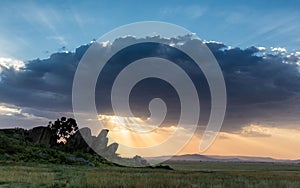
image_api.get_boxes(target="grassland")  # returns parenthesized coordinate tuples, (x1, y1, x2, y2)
(0, 161, 300, 188)
(1, 128, 300, 187)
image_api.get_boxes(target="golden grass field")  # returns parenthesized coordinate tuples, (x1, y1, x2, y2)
(0, 161, 300, 187)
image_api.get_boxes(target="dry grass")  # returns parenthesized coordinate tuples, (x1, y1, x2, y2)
(0, 162, 300, 187)
(0, 164, 55, 187)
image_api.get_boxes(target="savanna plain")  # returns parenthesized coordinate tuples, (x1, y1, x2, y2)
(1, 161, 300, 188)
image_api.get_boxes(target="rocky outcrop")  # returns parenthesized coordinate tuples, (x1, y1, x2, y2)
(92, 129, 109, 152)
(66, 127, 91, 152)
(66, 128, 119, 158)
(133, 155, 148, 166)
(106, 143, 118, 156)
(30, 126, 52, 147)
(1, 126, 149, 167)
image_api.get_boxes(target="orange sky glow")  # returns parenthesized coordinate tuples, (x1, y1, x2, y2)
(97, 115, 300, 160)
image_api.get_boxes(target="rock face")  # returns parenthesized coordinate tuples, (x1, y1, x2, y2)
(93, 129, 119, 158)
(66, 127, 91, 152)
(30, 126, 52, 147)
(133, 155, 148, 166)
(67, 128, 119, 158)
(92, 129, 109, 152)
(106, 143, 119, 157)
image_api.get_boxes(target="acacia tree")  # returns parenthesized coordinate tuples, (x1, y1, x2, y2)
(48, 117, 78, 145)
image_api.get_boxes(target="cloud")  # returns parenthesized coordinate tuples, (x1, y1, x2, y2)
(0, 104, 21, 116)
(257, 47, 266, 51)
(0, 57, 25, 72)
(0, 36, 299, 133)
(240, 124, 272, 137)
(0, 103, 49, 128)
(0, 44, 89, 113)
(271, 47, 287, 53)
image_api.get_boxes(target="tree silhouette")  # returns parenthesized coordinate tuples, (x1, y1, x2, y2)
(48, 117, 78, 144)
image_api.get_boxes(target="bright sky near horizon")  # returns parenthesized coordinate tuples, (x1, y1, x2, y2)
(0, 0, 300, 159)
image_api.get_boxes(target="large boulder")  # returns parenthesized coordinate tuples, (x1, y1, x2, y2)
(66, 127, 91, 152)
(30, 126, 52, 147)
(133, 155, 148, 166)
(105, 142, 119, 157)
(66, 128, 119, 158)
(80, 127, 93, 144)
(92, 129, 109, 153)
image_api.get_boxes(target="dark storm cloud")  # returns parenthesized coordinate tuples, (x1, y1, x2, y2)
(0, 44, 89, 112)
(212, 45, 300, 131)
(215, 46, 300, 105)
(0, 36, 299, 131)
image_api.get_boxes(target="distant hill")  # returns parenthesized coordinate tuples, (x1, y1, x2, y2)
(147, 154, 300, 164)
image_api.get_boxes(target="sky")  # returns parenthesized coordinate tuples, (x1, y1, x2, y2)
(1, 0, 300, 60)
(0, 0, 300, 159)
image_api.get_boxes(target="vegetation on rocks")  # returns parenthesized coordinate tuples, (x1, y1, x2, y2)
(0, 128, 110, 167)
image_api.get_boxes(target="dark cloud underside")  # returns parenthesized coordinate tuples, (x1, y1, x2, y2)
(0, 36, 299, 131)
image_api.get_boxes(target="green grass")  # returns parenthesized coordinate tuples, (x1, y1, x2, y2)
(0, 161, 300, 187)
